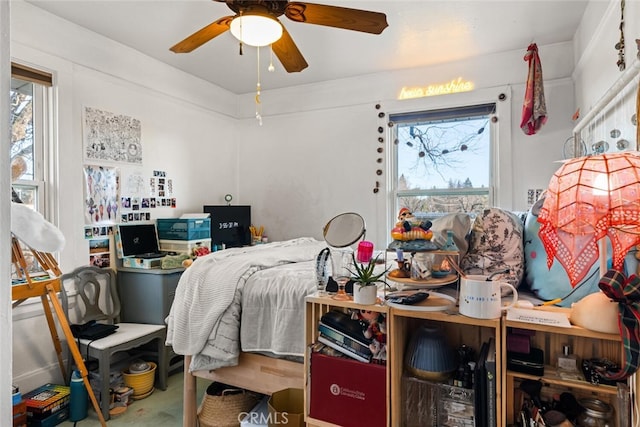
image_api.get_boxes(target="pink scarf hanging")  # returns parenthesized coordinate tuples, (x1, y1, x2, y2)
(520, 43, 547, 135)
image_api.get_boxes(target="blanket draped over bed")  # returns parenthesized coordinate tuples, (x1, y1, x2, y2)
(165, 237, 327, 372)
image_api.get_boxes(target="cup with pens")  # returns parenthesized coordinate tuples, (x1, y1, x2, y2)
(249, 225, 264, 245)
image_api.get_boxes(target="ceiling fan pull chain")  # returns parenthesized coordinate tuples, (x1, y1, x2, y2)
(268, 45, 275, 73)
(256, 46, 263, 126)
(238, 10, 244, 56)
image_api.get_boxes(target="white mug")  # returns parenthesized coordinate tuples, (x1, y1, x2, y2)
(459, 275, 518, 319)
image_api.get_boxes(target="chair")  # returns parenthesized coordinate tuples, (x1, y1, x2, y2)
(60, 266, 167, 421)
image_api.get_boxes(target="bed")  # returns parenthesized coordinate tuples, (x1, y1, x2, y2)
(164, 237, 328, 427)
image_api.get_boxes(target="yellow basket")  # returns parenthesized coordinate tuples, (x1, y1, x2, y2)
(122, 362, 156, 397)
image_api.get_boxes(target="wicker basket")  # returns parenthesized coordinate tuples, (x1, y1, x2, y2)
(197, 384, 261, 427)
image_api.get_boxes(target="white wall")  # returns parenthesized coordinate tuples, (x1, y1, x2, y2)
(573, 0, 640, 122)
(1, 1, 13, 424)
(6, 0, 635, 409)
(10, 0, 239, 393)
(237, 44, 577, 248)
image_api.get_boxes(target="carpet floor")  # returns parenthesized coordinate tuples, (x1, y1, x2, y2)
(61, 368, 209, 426)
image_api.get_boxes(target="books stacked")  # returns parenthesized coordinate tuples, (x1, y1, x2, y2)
(23, 384, 70, 427)
(317, 310, 373, 363)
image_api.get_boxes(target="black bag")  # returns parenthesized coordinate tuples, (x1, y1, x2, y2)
(70, 320, 118, 340)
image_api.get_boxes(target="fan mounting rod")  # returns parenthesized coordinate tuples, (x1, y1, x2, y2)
(223, 0, 289, 17)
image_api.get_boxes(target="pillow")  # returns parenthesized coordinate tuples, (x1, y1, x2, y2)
(429, 213, 472, 258)
(523, 197, 602, 307)
(460, 208, 524, 290)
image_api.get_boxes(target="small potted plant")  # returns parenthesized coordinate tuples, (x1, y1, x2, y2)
(350, 253, 389, 305)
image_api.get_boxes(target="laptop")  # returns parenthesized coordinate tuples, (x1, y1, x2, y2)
(117, 224, 167, 259)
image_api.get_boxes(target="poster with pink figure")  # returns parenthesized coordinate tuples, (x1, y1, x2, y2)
(83, 165, 119, 225)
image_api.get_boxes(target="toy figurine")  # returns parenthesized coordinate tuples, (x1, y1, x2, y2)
(353, 310, 387, 361)
(390, 208, 433, 241)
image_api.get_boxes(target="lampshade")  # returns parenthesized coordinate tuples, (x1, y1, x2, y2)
(230, 13, 283, 47)
(538, 151, 640, 286)
(405, 325, 456, 381)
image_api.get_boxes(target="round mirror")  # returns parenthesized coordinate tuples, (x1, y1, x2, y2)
(322, 212, 366, 248)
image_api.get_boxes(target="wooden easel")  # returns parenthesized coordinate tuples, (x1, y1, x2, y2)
(11, 236, 107, 427)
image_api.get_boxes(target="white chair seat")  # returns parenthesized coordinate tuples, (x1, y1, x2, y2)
(61, 266, 169, 421)
(77, 323, 165, 350)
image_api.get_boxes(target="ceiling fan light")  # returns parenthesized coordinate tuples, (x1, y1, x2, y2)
(230, 14, 283, 47)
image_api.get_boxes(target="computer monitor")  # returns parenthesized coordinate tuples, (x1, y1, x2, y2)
(117, 223, 161, 257)
(203, 205, 251, 248)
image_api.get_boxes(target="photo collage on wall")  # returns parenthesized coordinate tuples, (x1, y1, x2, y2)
(82, 163, 119, 267)
(119, 170, 177, 223)
(85, 226, 113, 268)
(80, 107, 176, 265)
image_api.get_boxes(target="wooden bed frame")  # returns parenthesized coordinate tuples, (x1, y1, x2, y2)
(182, 352, 305, 427)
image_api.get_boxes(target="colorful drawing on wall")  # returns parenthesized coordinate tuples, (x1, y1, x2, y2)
(83, 165, 119, 225)
(83, 107, 142, 163)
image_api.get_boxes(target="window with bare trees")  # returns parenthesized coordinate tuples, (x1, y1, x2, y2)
(10, 64, 53, 215)
(391, 103, 495, 217)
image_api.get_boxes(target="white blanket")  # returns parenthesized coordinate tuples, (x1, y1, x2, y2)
(165, 237, 326, 372)
(240, 261, 317, 356)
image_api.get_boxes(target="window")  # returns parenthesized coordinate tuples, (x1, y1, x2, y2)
(10, 64, 53, 214)
(391, 103, 496, 217)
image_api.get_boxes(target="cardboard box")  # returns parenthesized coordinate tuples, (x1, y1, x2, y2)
(28, 407, 69, 427)
(309, 352, 386, 427)
(13, 414, 27, 427)
(13, 399, 27, 427)
(23, 384, 70, 420)
(13, 400, 26, 417)
(267, 388, 304, 427)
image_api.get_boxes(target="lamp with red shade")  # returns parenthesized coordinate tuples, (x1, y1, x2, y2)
(538, 151, 640, 380)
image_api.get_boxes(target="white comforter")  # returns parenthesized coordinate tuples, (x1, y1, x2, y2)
(165, 237, 326, 372)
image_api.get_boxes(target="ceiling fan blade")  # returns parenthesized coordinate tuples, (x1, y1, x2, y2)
(272, 25, 308, 73)
(170, 16, 233, 53)
(285, 2, 388, 34)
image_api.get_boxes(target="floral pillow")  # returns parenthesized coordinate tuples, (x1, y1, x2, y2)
(460, 208, 524, 289)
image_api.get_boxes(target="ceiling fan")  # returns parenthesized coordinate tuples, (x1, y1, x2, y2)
(170, 0, 388, 73)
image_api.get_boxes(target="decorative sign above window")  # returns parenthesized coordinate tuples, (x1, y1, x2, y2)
(398, 77, 475, 100)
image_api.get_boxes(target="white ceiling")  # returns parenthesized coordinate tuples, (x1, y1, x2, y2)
(25, 0, 589, 95)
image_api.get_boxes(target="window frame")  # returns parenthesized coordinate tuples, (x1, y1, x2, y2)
(383, 86, 512, 239)
(10, 63, 54, 219)
(392, 102, 496, 211)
